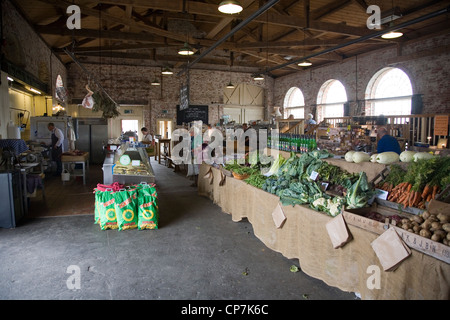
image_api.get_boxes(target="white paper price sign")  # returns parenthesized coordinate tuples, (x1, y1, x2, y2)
(310, 170, 319, 181)
(131, 160, 141, 166)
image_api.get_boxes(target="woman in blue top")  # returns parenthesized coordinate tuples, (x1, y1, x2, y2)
(376, 127, 401, 154)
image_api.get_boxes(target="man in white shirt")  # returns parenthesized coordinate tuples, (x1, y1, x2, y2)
(48, 123, 64, 176)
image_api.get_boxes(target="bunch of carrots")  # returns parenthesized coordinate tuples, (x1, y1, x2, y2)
(385, 182, 440, 209)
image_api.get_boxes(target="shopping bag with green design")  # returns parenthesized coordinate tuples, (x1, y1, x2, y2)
(99, 191, 118, 230)
(114, 188, 138, 230)
(137, 184, 159, 230)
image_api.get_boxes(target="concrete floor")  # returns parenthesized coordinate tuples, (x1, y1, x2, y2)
(0, 158, 358, 301)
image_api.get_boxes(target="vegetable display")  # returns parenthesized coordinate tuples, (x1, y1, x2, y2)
(226, 149, 373, 217)
(378, 156, 450, 209)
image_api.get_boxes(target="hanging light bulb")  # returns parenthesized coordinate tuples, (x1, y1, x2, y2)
(298, 60, 312, 67)
(178, 42, 195, 55)
(151, 78, 161, 86)
(161, 67, 173, 75)
(218, 0, 243, 14)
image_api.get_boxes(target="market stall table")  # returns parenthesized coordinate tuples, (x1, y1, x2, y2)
(198, 163, 450, 300)
(61, 152, 89, 185)
(154, 138, 171, 165)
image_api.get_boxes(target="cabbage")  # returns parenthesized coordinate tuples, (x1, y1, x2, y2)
(352, 152, 370, 163)
(413, 152, 434, 162)
(399, 151, 416, 162)
(376, 152, 399, 164)
(345, 151, 356, 162)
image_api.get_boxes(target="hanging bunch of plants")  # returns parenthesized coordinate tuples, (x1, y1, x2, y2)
(92, 91, 120, 119)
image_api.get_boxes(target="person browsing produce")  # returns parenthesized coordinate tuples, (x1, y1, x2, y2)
(376, 127, 401, 154)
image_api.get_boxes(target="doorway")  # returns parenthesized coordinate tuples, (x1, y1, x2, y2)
(122, 119, 139, 134)
(156, 118, 173, 140)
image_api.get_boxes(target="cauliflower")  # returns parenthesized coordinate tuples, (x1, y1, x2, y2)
(312, 197, 327, 208)
(327, 200, 341, 217)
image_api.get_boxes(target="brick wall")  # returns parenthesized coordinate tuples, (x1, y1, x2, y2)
(67, 62, 273, 134)
(1, 0, 67, 93)
(274, 33, 450, 118)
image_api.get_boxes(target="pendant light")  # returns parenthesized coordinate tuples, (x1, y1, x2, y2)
(226, 53, 235, 88)
(218, 0, 243, 14)
(161, 66, 173, 75)
(298, 60, 312, 67)
(298, 28, 312, 67)
(252, 73, 264, 81)
(382, 1, 403, 39)
(226, 81, 235, 89)
(381, 22, 403, 39)
(151, 78, 161, 86)
(178, 42, 195, 56)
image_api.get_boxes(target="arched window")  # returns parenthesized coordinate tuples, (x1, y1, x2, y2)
(365, 67, 413, 116)
(283, 87, 305, 119)
(317, 79, 347, 122)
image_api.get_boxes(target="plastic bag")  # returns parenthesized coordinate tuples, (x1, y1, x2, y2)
(93, 188, 104, 224)
(114, 188, 138, 230)
(98, 191, 118, 230)
(137, 184, 159, 230)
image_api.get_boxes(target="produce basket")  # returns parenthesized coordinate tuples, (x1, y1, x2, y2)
(232, 172, 250, 180)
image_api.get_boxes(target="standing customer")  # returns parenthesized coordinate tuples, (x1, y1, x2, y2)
(376, 127, 401, 154)
(48, 123, 64, 176)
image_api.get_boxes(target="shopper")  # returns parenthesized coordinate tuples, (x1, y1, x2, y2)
(47, 122, 64, 176)
(376, 127, 401, 154)
(141, 127, 153, 144)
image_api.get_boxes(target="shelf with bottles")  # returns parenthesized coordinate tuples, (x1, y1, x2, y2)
(268, 132, 317, 154)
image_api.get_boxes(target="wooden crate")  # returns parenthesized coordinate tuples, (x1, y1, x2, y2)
(343, 200, 450, 264)
(391, 226, 450, 264)
(343, 203, 413, 235)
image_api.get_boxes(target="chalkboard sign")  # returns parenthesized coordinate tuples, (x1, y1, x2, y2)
(180, 85, 189, 111)
(177, 105, 209, 125)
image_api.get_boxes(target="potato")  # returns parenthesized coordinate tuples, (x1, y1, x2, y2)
(402, 222, 412, 230)
(442, 223, 450, 233)
(401, 218, 410, 225)
(433, 230, 446, 239)
(447, 233, 450, 241)
(412, 215, 424, 224)
(421, 220, 432, 230)
(413, 225, 421, 233)
(427, 215, 438, 223)
(422, 210, 430, 220)
(420, 229, 432, 239)
(431, 233, 442, 242)
(431, 221, 442, 231)
(437, 213, 449, 223)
